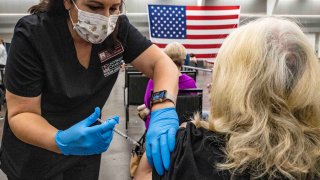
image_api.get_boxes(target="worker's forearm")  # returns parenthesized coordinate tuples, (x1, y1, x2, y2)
(9, 113, 61, 153)
(152, 58, 179, 110)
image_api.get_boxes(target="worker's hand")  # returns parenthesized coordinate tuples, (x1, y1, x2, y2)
(146, 107, 179, 175)
(55, 107, 119, 155)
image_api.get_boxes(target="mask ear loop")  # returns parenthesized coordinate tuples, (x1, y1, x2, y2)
(71, 0, 80, 11)
(68, 0, 79, 28)
(68, 10, 76, 27)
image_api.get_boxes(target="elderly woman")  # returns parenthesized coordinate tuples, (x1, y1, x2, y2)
(135, 17, 320, 180)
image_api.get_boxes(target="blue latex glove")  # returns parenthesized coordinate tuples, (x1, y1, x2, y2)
(55, 107, 119, 155)
(146, 107, 179, 175)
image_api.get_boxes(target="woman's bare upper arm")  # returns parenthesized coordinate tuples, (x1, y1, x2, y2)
(6, 90, 41, 121)
(130, 44, 169, 78)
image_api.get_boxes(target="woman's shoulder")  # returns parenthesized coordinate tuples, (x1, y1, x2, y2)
(177, 121, 226, 148)
(16, 12, 49, 27)
(178, 74, 197, 87)
(14, 12, 54, 37)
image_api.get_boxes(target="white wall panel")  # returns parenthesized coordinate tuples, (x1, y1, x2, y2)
(306, 33, 316, 50)
(0, 0, 39, 13)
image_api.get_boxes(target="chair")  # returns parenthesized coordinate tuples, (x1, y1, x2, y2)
(125, 72, 149, 129)
(189, 61, 196, 67)
(181, 70, 197, 82)
(176, 88, 203, 125)
(196, 60, 205, 68)
(0, 65, 5, 110)
(123, 65, 139, 105)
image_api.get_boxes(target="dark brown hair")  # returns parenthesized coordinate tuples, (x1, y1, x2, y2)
(28, 0, 68, 16)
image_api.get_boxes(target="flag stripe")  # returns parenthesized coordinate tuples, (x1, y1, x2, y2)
(186, 48, 220, 54)
(186, 9, 240, 16)
(187, 24, 237, 30)
(187, 19, 239, 25)
(151, 38, 225, 44)
(186, 34, 229, 39)
(186, 15, 239, 20)
(187, 29, 235, 35)
(154, 43, 222, 49)
(186, 6, 240, 10)
(195, 54, 217, 58)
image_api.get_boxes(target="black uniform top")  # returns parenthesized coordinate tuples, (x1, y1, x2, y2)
(0, 12, 152, 179)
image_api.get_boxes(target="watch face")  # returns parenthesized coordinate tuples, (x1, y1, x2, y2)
(152, 91, 166, 100)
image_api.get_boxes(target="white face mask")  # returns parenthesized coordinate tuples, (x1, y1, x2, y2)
(69, 1, 121, 44)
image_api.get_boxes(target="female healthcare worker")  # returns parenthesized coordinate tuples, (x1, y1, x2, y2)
(0, 0, 179, 179)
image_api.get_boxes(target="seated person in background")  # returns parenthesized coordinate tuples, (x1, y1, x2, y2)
(189, 53, 197, 65)
(0, 38, 7, 67)
(134, 17, 320, 180)
(184, 53, 190, 66)
(142, 42, 197, 129)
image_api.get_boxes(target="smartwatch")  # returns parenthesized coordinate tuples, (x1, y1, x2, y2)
(151, 90, 176, 107)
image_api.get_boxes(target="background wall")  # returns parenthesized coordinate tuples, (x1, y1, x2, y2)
(1, 0, 320, 56)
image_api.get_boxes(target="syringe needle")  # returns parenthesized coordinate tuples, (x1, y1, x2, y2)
(97, 118, 140, 146)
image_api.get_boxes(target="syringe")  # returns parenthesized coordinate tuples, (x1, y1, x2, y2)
(97, 118, 140, 146)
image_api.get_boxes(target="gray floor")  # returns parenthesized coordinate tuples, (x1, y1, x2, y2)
(0, 69, 212, 180)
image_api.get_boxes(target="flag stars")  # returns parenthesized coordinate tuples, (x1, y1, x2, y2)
(149, 5, 186, 39)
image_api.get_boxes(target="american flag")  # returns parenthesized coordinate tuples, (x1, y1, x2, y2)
(148, 5, 240, 63)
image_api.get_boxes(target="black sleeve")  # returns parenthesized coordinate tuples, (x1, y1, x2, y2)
(5, 17, 44, 97)
(118, 16, 152, 64)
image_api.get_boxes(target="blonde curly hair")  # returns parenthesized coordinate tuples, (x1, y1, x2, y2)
(196, 17, 320, 179)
